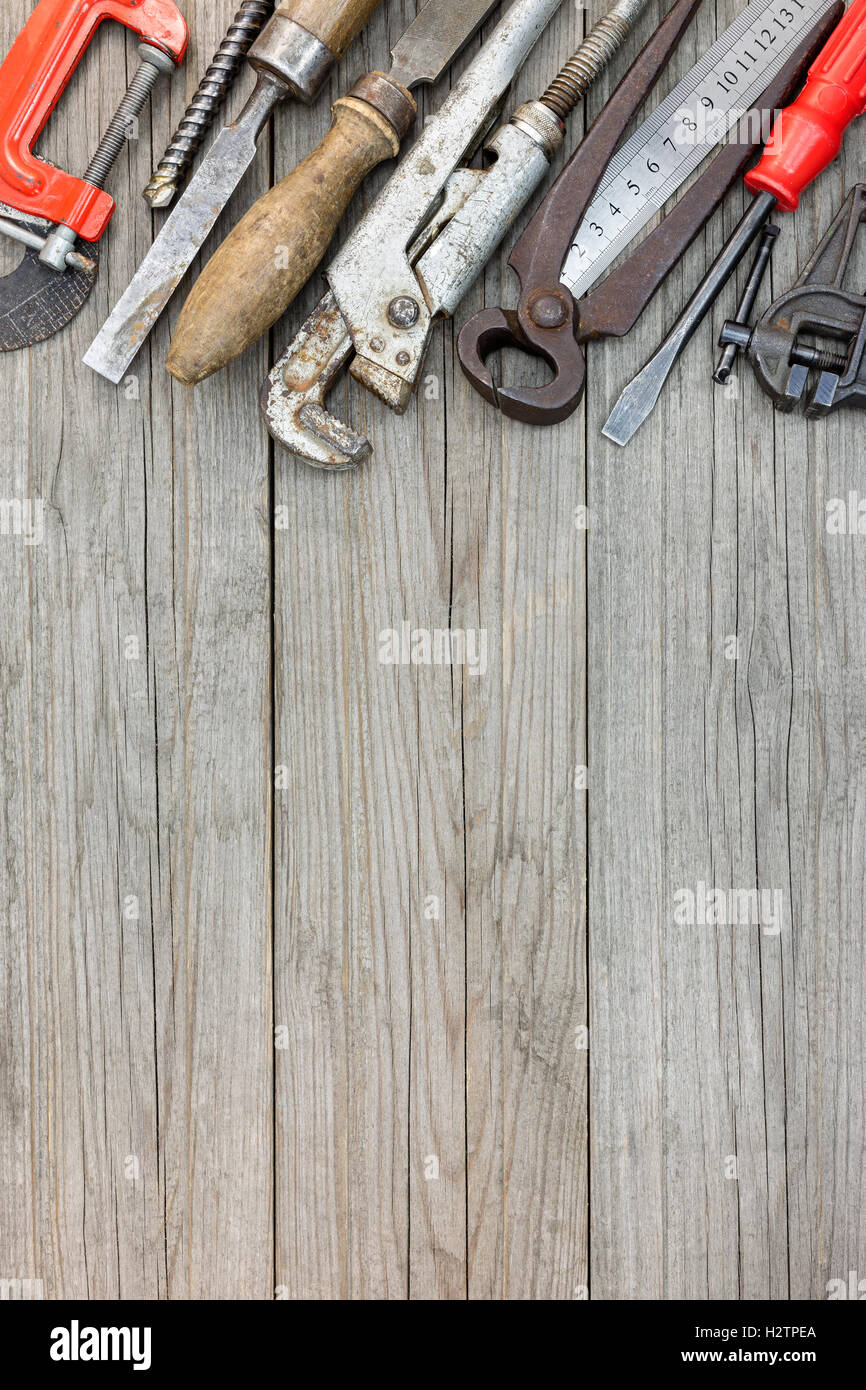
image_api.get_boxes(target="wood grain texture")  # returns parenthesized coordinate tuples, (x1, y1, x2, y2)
(0, 1, 272, 1298)
(586, 0, 866, 1300)
(0, 0, 863, 1302)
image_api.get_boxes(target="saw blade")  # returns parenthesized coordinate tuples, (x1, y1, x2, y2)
(0, 213, 98, 351)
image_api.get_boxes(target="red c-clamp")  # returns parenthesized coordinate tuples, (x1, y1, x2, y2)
(0, 0, 188, 351)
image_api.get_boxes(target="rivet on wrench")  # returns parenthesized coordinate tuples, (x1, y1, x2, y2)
(387, 296, 420, 329)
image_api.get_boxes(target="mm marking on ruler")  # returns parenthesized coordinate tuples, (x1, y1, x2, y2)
(562, 0, 835, 300)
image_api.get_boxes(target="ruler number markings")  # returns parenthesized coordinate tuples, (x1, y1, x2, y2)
(562, 0, 832, 299)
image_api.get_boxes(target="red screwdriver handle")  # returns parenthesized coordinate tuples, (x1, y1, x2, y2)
(745, 0, 866, 210)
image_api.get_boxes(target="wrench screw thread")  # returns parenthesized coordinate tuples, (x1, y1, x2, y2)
(719, 324, 849, 374)
(540, 0, 650, 122)
(790, 341, 848, 372)
(144, 2, 275, 208)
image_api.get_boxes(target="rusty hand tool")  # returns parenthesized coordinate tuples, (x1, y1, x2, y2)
(0, 0, 188, 352)
(260, 0, 664, 467)
(603, 0, 866, 445)
(144, 1, 276, 209)
(457, 0, 845, 424)
(83, 0, 384, 383)
(718, 183, 866, 415)
(166, 0, 501, 385)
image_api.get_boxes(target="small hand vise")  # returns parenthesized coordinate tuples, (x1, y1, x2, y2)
(0, 0, 187, 351)
(718, 184, 866, 417)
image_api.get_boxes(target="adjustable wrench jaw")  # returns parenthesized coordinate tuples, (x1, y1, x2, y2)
(338, 168, 489, 413)
(0, 0, 188, 242)
(744, 285, 866, 415)
(261, 0, 565, 466)
(261, 292, 371, 470)
(262, 168, 488, 466)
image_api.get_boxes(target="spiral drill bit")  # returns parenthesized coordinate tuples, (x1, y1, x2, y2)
(144, 0, 275, 209)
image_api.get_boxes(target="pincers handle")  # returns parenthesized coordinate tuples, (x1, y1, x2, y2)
(746, 0, 866, 211)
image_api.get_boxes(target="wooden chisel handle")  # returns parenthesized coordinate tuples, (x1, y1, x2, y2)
(274, 0, 382, 60)
(167, 73, 415, 385)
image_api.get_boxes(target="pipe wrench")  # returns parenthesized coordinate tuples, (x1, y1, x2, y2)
(261, 0, 566, 468)
(0, 0, 188, 351)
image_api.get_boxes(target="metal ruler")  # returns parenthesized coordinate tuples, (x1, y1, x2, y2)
(562, 0, 835, 300)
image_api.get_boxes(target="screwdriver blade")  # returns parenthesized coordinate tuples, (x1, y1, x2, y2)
(601, 340, 680, 445)
(602, 191, 778, 443)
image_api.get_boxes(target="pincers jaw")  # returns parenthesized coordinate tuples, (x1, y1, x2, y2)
(457, 304, 587, 425)
(456, 307, 511, 409)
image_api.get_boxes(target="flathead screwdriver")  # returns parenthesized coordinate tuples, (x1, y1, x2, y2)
(603, 0, 866, 446)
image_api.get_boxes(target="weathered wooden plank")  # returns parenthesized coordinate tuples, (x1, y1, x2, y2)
(271, 2, 416, 1300)
(2, 0, 864, 1304)
(271, 0, 590, 1299)
(583, 0, 684, 1300)
(130, 0, 275, 1299)
(586, 0, 775, 1300)
(460, 1, 589, 1301)
(772, 163, 866, 1300)
(0, 3, 166, 1298)
(0, 0, 273, 1298)
(587, 0, 865, 1300)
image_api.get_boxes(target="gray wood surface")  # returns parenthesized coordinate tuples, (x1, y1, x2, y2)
(0, 0, 863, 1300)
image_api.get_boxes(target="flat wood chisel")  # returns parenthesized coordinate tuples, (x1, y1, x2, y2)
(83, 0, 384, 383)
